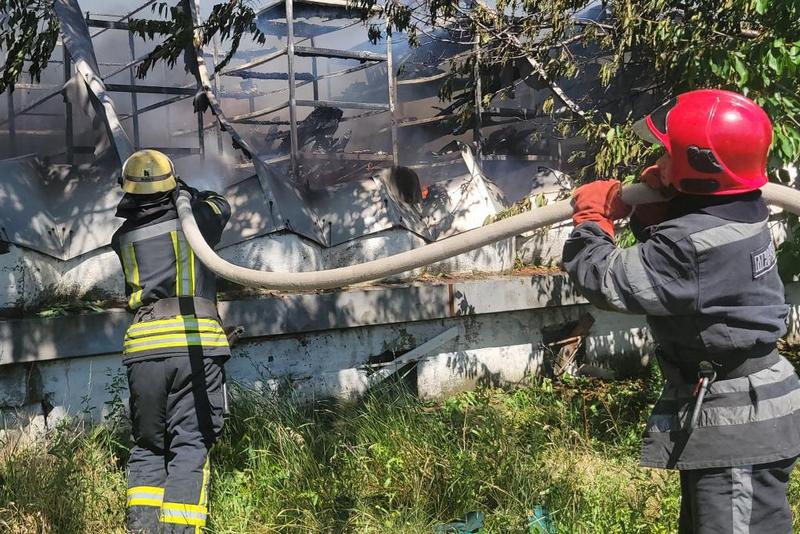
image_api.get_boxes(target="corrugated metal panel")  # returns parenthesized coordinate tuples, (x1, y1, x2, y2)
(0, 153, 122, 260)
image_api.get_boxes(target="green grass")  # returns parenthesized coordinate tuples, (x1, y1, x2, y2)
(1, 364, 799, 533)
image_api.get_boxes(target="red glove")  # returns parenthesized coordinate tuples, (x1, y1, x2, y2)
(632, 164, 671, 227)
(572, 179, 631, 236)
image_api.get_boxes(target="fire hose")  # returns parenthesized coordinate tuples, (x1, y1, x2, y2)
(176, 182, 800, 291)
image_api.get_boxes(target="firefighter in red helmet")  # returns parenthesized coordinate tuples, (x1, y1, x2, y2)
(563, 89, 800, 533)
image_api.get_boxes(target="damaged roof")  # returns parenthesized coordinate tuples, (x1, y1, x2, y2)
(0, 0, 613, 261)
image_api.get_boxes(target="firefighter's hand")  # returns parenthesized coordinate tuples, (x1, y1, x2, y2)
(176, 178, 201, 199)
(225, 325, 245, 347)
(639, 164, 664, 190)
(632, 164, 672, 228)
(572, 179, 631, 237)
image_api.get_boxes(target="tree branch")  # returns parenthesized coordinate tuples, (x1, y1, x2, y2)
(456, 1, 589, 120)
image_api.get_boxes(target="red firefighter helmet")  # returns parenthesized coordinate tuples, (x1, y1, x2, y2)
(632, 89, 772, 195)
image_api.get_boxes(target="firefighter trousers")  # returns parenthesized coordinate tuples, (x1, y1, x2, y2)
(125, 354, 226, 534)
(678, 456, 797, 534)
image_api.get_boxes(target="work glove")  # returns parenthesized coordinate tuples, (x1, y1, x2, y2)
(176, 177, 201, 198)
(572, 179, 631, 236)
(631, 164, 672, 229)
(225, 325, 245, 347)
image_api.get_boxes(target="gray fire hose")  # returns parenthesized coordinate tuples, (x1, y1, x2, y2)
(176, 182, 800, 291)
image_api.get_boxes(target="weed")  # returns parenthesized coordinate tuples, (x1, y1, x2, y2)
(0, 368, 797, 533)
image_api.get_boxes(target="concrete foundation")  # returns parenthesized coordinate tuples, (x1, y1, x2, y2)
(0, 274, 655, 439)
(3, 271, 800, 441)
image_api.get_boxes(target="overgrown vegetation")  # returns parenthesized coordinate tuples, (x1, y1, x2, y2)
(2, 363, 800, 533)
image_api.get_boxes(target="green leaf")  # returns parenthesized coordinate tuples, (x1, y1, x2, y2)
(767, 52, 779, 73)
(733, 56, 749, 85)
(779, 134, 794, 159)
(755, 0, 769, 15)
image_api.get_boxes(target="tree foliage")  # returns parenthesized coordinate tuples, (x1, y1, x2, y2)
(355, 0, 800, 180)
(585, 0, 800, 179)
(127, 1, 266, 78)
(0, 0, 265, 93)
(0, 0, 59, 94)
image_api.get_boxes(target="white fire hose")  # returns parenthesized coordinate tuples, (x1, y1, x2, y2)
(176, 182, 800, 291)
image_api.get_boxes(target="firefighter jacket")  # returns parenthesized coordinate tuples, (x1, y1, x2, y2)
(111, 186, 232, 364)
(563, 191, 800, 469)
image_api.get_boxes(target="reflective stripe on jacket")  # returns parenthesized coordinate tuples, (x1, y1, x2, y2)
(562, 191, 800, 469)
(112, 189, 231, 363)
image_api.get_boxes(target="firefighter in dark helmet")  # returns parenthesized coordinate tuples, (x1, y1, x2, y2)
(111, 149, 231, 533)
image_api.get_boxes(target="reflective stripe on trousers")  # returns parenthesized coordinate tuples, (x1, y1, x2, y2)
(158, 458, 211, 531)
(127, 486, 165, 508)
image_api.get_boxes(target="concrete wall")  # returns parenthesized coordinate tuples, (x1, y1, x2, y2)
(4, 271, 800, 443)
(0, 274, 653, 442)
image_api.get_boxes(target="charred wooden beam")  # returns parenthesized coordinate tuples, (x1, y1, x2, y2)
(387, 30, 398, 165)
(311, 36, 320, 100)
(257, 20, 339, 39)
(397, 114, 457, 128)
(0, 88, 63, 126)
(257, 0, 379, 19)
(0, 129, 64, 136)
(220, 47, 288, 76)
(12, 83, 61, 90)
(262, 154, 291, 165)
(17, 112, 62, 117)
(481, 153, 551, 161)
(473, 37, 483, 157)
(212, 36, 224, 155)
(225, 71, 315, 82)
(63, 48, 74, 164)
(315, 62, 373, 81)
(85, 18, 130, 30)
(172, 122, 218, 136)
(285, 0, 300, 179)
(397, 72, 449, 85)
(483, 107, 540, 119)
(89, 0, 156, 39)
(151, 147, 201, 156)
(294, 46, 387, 62)
(229, 101, 291, 122)
(119, 94, 192, 119)
(4, 89, 13, 154)
(197, 118, 205, 158)
(128, 32, 140, 149)
(295, 99, 389, 111)
(105, 83, 196, 95)
(299, 151, 393, 162)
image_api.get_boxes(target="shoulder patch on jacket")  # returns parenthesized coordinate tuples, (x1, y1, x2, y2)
(751, 242, 777, 279)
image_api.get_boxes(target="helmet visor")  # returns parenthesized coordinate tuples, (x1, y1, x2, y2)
(632, 98, 676, 146)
